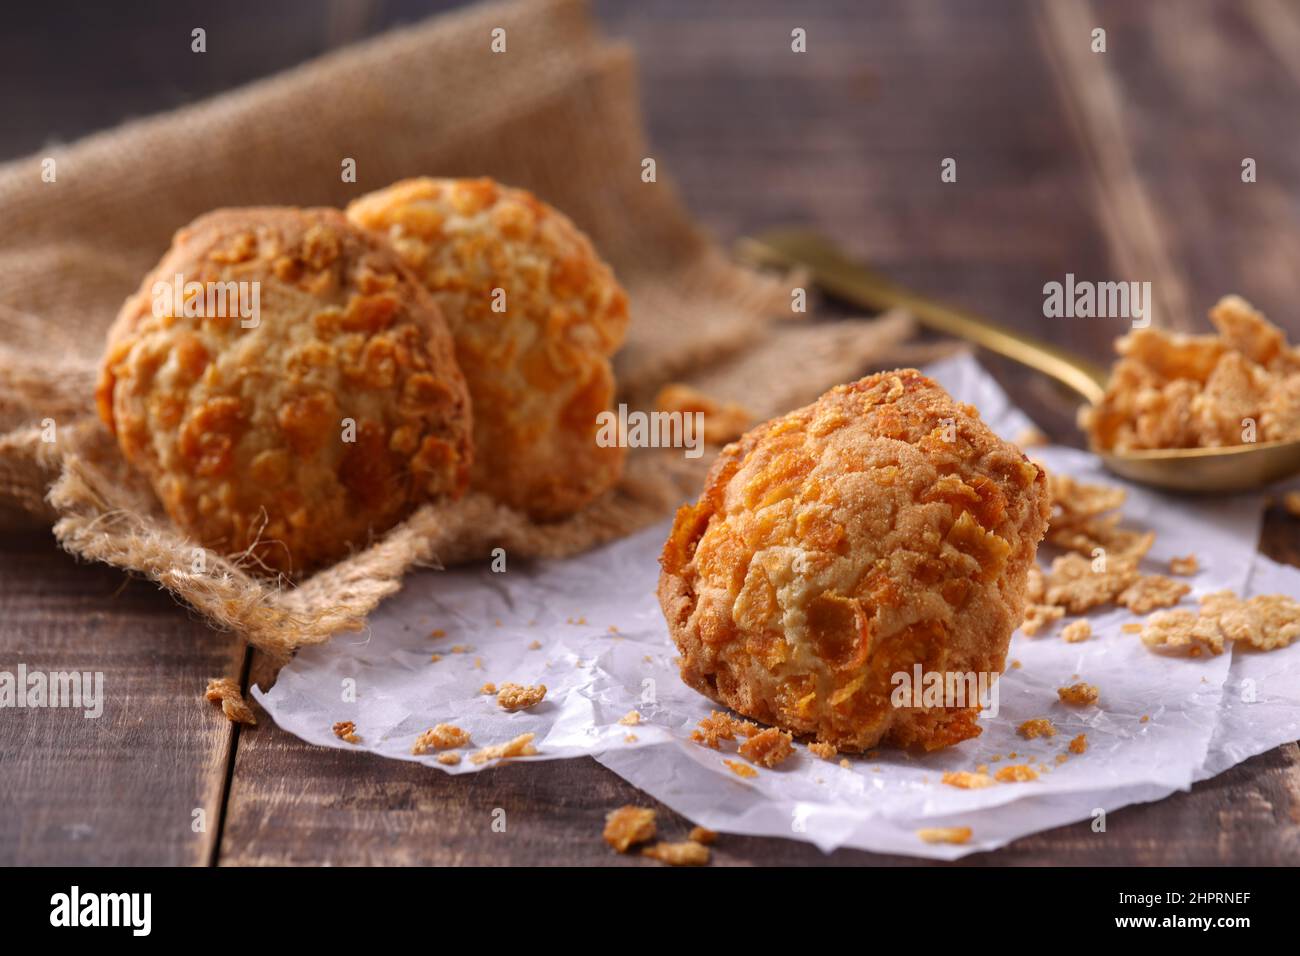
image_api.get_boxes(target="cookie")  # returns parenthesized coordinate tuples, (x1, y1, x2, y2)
(96, 207, 473, 575)
(347, 178, 628, 519)
(658, 369, 1050, 752)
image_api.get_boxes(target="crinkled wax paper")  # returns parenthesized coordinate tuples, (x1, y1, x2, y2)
(256, 355, 1300, 859)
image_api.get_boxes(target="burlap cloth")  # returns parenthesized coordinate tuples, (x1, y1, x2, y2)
(0, 0, 936, 659)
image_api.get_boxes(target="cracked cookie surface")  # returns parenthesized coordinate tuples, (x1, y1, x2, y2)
(658, 369, 1050, 752)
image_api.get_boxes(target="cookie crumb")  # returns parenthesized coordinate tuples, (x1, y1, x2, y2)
(497, 682, 547, 711)
(528, 640, 542, 650)
(994, 764, 1039, 783)
(1057, 682, 1100, 706)
(641, 840, 710, 866)
(1069, 733, 1088, 754)
(917, 827, 972, 845)
(603, 805, 656, 852)
(723, 759, 758, 779)
(479, 682, 496, 695)
(1018, 718, 1057, 739)
(618, 710, 641, 726)
(204, 677, 256, 726)
(688, 826, 717, 845)
(809, 741, 838, 760)
(738, 727, 795, 768)
(692, 710, 758, 749)
(436, 752, 461, 766)
(332, 720, 360, 744)
(941, 771, 994, 789)
(412, 723, 470, 754)
(1169, 554, 1199, 576)
(430, 628, 446, 638)
(469, 732, 538, 764)
(1061, 619, 1092, 643)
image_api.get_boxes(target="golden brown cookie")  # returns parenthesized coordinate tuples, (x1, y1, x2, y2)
(658, 369, 1050, 753)
(347, 177, 628, 519)
(96, 207, 473, 575)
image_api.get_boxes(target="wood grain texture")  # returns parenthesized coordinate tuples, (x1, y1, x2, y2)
(0, 530, 246, 865)
(1, 0, 1299, 865)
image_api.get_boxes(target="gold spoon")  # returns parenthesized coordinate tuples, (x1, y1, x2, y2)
(736, 228, 1300, 493)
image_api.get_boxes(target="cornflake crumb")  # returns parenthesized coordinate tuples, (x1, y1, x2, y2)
(430, 628, 446, 638)
(1140, 609, 1225, 656)
(1010, 660, 1022, 670)
(724, 759, 758, 779)
(1118, 574, 1190, 614)
(692, 710, 758, 749)
(1057, 682, 1100, 706)
(412, 723, 470, 754)
(918, 827, 972, 845)
(1018, 718, 1057, 739)
(436, 752, 461, 766)
(941, 771, 994, 789)
(839, 758, 852, 769)
(624, 734, 638, 743)
(469, 732, 538, 765)
(1069, 733, 1088, 754)
(994, 764, 1039, 783)
(1140, 714, 1150, 723)
(1121, 623, 1143, 634)
(809, 741, 838, 760)
(332, 720, 360, 744)
(689, 826, 717, 845)
(1169, 554, 1199, 576)
(479, 682, 496, 695)
(641, 840, 710, 866)
(449, 644, 470, 654)
(497, 682, 547, 711)
(204, 677, 256, 726)
(738, 727, 795, 768)
(603, 805, 656, 852)
(1021, 603, 1065, 636)
(618, 710, 641, 726)
(429, 653, 443, 663)
(1061, 619, 1092, 643)
(528, 640, 542, 650)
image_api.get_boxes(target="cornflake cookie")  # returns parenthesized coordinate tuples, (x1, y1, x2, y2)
(347, 178, 628, 519)
(97, 208, 472, 576)
(1082, 295, 1300, 450)
(659, 370, 1050, 753)
(603, 806, 656, 852)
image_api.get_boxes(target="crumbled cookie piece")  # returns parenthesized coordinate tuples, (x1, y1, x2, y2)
(917, 827, 972, 845)
(1056, 682, 1100, 706)
(688, 826, 717, 845)
(436, 752, 461, 766)
(1140, 609, 1225, 656)
(1169, 554, 1199, 576)
(692, 710, 758, 749)
(1045, 553, 1139, 614)
(809, 741, 838, 760)
(1118, 574, 1190, 614)
(1018, 718, 1057, 739)
(430, 628, 447, 638)
(994, 764, 1039, 783)
(641, 840, 710, 866)
(479, 682, 496, 695)
(603, 806, 657, 853)
(496, 682, 546, 711)
(723, 759, 758, 779)
(528, 639, 542, 650)
(618, 710, 641, 726)
(941, 771, 995, 789)
(469, 732, 538, 764)
(332, 720, 360, 744)
(411, 723, 470, 754)
(738, 727, 795, 768)
(204, 677, 256, 726)
(1069, 733, 1088, 754)
(1022, 603, 1065, 636)
(1061, 619, 1092, 643)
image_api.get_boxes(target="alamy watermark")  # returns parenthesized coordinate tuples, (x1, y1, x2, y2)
(0, 664, 103, 718)
(890, 665, 999, 717)
(152, 274, 260, 328)
(1043, 274, 1151, 328)
(595, 405, 704, 459)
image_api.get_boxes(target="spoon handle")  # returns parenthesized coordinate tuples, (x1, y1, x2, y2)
(736, 229, 1109, 406)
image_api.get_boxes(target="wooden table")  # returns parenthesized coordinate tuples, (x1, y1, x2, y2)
(3, 0, 1299, 866)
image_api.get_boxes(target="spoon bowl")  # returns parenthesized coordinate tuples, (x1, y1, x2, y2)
(736, 229, 1300, 494)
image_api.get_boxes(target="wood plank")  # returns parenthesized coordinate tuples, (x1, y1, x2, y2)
(0, 530, 245, 864)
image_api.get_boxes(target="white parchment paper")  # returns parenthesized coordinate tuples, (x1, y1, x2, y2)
(256, 355, 1300, 859)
